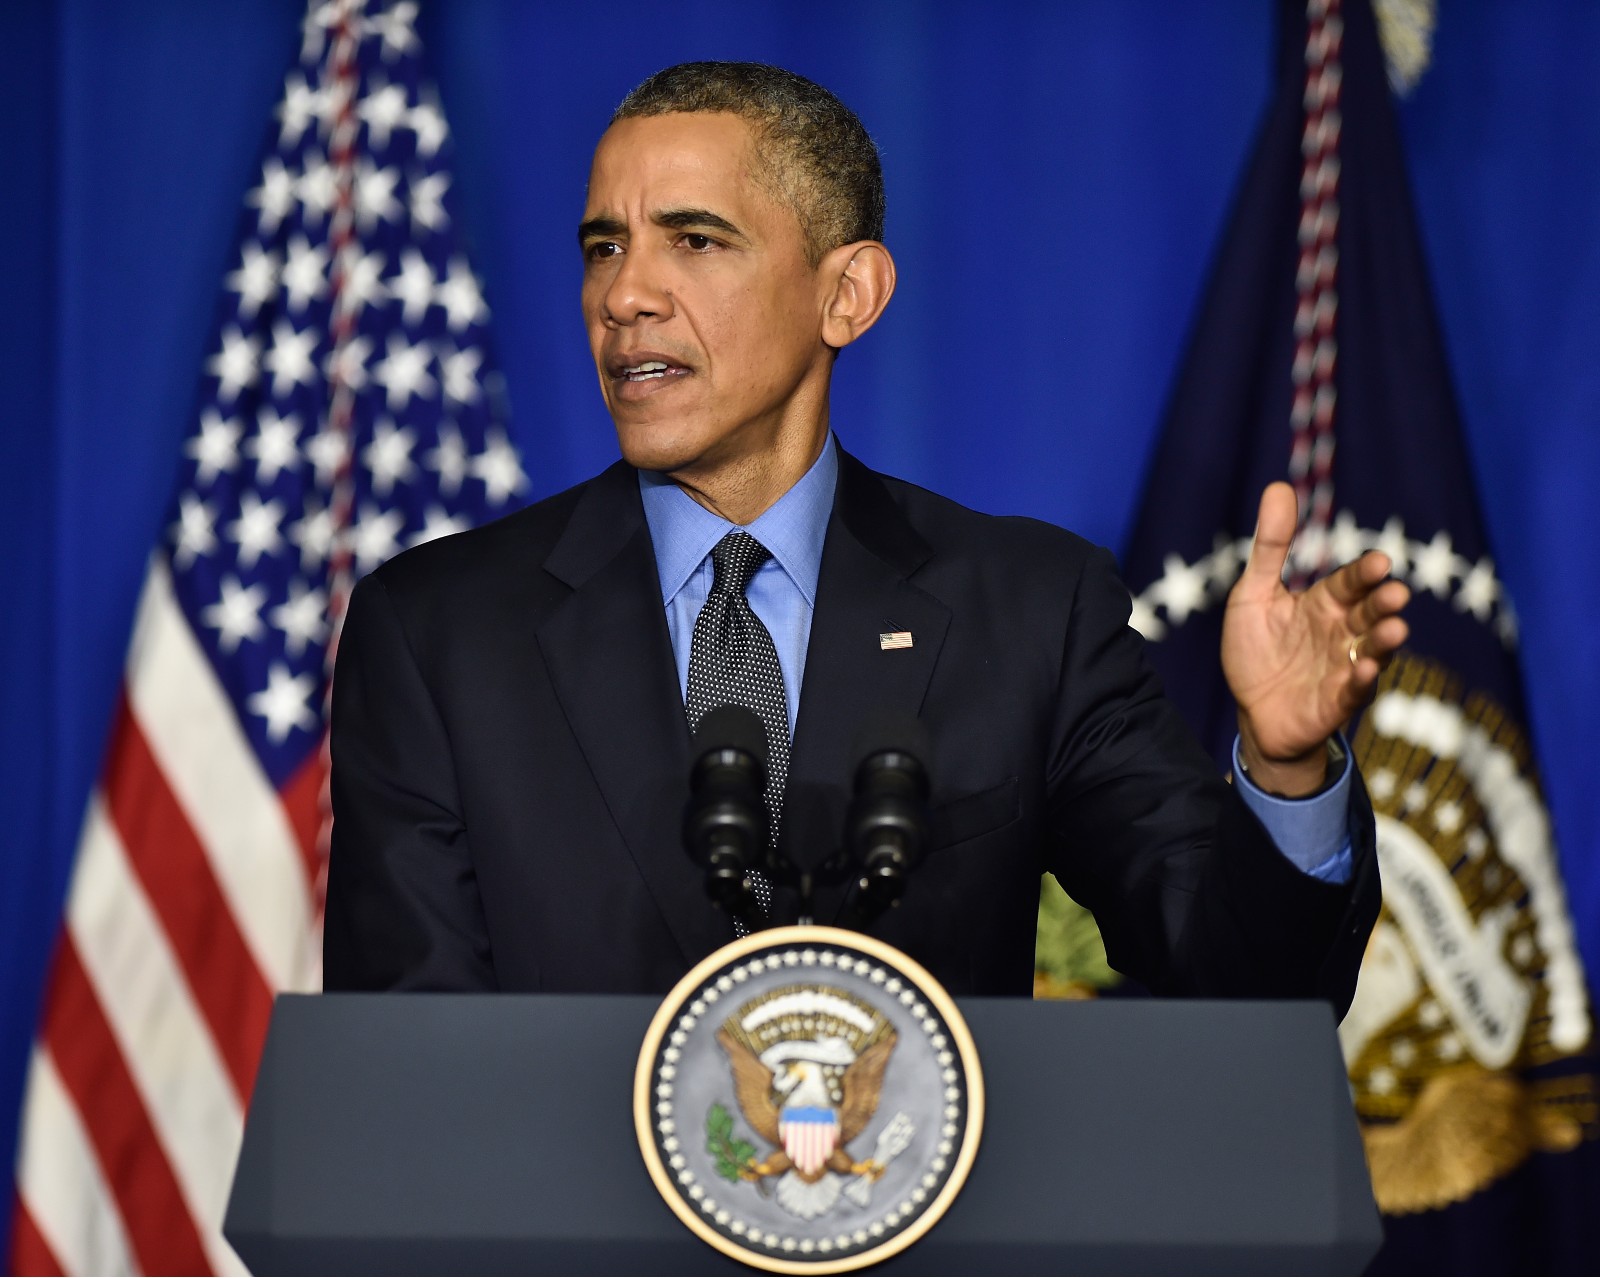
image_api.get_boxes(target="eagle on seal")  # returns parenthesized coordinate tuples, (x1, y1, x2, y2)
(715, 1026, 898, 1218)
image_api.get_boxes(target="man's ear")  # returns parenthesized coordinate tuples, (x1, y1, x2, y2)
(820, 241, 896, 350)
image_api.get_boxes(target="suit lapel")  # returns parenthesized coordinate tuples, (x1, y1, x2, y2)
(785, 452, 951, 900)
(534, 464, 727, 965)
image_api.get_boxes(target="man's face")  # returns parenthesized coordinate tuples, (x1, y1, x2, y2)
(580, 112, 836, 478)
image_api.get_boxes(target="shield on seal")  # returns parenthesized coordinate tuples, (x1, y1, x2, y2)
(778, 1105, 839, 1178)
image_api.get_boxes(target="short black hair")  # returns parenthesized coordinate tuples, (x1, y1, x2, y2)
(612, 61, 885, 266)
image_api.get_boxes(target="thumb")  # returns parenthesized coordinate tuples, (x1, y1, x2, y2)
(1240, 482, 1299, 593)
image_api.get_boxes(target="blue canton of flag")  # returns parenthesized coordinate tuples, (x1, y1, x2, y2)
(173, 0, 526, 791)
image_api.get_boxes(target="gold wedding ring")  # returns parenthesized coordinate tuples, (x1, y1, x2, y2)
(1348, 636, 1363, 667)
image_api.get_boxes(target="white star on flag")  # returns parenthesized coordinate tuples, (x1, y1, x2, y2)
(362, 419, 417, 496)
(281, 235, 331, 311)
(224, 243, 280, 321)
(227, 492, 286, 569)
(287, 498, 337, 571)
(1127, 593, 1165, 641)
(206, 327, 262, 402)
(247, 156, 297, 235)
(336, 247, 389, 317)
(410, 505, 470, 547)
(470, 430, 529, 504)
(371, 0, 420, 59)
(425, 422, 468, 496)
(1456, 558, 1500, 620)
(371, 333, 436, 410)
(1373, 516, 1410, 580)
(1289, 520, 1331, 577)
(1207, 534, 1244, 590)
(186, 409, 243, 484)
(303, 422, 350, 488)
(170, 494, 218, 569)
(247, 663, 319, 742)
(1148, 553, 1209, 625)
(1410, 530, 1463, 598)
(409, 96, 448, 157)
(355, 160, 403, 230)
(389, 247, 436, 324)
(277, 71, 324, 148)
(270, 580, 329, 657)
(297, 152, 337, 223)
(1328, 510, 1367, 568)
(299, 1, 332, 65)
(410, 171, 450, 232)
(437, 256, 487, 330)
(200, 576, 268, 652)
(245, 408, 302, 483)
(264, 320, 321, 397)
(318, 72, 354, 136)
(357, 79, 411, 149)
(440, 345, 483, 405)
(349, 503, 406, 572)
(323, 332, 374, 392)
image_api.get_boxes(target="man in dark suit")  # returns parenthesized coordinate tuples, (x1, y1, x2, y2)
(323, 63, 1409, 1007)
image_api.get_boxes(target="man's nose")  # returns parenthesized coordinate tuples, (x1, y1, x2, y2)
(603, 248, 674, 326)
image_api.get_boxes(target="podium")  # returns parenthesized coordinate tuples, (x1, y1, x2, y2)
(224, 994, 1381, 1274)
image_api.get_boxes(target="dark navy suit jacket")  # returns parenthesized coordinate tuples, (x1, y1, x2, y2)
(323, 449, 1378, 1007)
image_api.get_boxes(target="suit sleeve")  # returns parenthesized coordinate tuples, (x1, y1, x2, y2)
(1043, 547, 1378, 1013)
(323, 571, 498, 991)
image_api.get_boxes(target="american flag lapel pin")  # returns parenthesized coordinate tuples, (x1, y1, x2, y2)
(879, 631, 914, 651)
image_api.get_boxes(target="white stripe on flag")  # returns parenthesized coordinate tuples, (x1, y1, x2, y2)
(14, 1045, 139, 1277)
(126, 558, 317, 993)
(68, 798, 248, 1277)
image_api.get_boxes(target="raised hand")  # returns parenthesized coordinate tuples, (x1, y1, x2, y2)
(1222, 482, 1411, 796)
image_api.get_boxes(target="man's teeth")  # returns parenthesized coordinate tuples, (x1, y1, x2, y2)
(623, 360, 673, 381)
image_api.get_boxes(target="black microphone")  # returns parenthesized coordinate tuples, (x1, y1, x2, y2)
(683, 705, 769, 925)
(839, 711, 932, 929)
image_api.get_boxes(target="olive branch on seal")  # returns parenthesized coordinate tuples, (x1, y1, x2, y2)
(705, 1102, 757, 1184)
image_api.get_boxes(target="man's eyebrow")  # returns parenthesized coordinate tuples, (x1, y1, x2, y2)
(577, 215, 626, 247)
(654, 208, 748, 241)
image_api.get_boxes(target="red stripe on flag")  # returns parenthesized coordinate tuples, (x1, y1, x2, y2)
(42, 938, 213, 1276)
(102, 694, 274, 1101)
(8, 1193, 65, 1277)
(278, 745, 329, 897)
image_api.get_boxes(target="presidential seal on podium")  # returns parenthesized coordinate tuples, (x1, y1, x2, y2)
(635, 926, 984, 1275)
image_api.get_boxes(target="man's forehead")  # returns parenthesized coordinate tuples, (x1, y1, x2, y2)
(584, 112, 763, 213)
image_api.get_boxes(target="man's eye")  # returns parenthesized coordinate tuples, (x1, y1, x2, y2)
(585, 241, 621, 261)
(682, 234, 716, 252)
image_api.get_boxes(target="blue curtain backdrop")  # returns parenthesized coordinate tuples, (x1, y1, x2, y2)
(2, 0, 1597, 1220)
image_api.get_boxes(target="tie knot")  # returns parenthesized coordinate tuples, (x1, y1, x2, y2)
(710, 530, 772, 596)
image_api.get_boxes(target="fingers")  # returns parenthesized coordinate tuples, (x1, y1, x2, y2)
(1322, 548, 1394, 605)
(1349, 577, 1411, 632)
(1343, 614, 1409, 708)
(1241, 482, 1299, 590)
(1349, 615, 1409, 664)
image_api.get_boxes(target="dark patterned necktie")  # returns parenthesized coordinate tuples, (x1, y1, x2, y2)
(684, 531, 788, 928)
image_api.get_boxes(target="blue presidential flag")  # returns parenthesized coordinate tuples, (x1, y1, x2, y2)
(1121, 0, 1598, 1270)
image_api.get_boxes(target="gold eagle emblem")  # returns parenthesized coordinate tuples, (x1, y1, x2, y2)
(707, 984, 915, 1221)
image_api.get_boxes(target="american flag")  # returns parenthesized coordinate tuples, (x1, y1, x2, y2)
(9, 3, 525, 1272)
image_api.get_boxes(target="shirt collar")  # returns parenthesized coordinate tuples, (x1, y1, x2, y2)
(639, 435, 838, 608)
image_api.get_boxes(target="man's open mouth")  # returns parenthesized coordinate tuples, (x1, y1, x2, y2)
(618, 360, 689, 383)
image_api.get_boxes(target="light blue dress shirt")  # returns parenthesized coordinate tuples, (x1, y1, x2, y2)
(639, 435, 1352, 883)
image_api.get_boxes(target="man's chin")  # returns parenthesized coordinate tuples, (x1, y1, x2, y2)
(613, 422, 715, 477)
